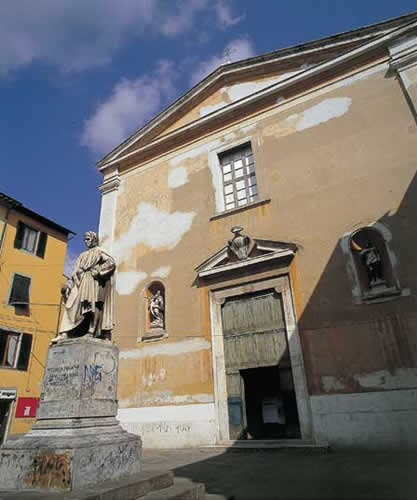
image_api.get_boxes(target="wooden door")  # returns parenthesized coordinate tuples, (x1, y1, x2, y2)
(221, 289, 289, 439)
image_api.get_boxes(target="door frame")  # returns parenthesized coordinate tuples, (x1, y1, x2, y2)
(209, 274, 313, 443)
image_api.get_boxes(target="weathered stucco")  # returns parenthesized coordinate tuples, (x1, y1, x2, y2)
(98, 29, 417, 447)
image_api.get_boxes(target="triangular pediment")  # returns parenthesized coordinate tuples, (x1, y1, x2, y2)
(98, 13, 417, 171)
(195, 231, 297, 280)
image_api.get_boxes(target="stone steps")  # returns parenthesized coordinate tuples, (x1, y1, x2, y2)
(0, 471, 230, 500)
(140, 476, 205, 499)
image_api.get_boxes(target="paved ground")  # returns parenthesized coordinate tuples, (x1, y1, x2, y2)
(142, 447, 417, 500)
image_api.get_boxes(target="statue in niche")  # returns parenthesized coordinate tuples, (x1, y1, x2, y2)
(227, 226, 253, 260)
(149, 290, 164, 329)
(52, 231, 115, 343)
(351, 238, 385, 289)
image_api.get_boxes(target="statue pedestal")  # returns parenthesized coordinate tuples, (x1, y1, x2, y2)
(0, 337, 141, 492)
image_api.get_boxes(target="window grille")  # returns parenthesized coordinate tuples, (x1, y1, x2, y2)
(219, 143, 258, 211)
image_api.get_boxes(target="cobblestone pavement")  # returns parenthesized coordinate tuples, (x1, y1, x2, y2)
(142, 447, 417, 499)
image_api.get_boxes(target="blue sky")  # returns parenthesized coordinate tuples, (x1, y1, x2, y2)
(1, 1, 415, 273)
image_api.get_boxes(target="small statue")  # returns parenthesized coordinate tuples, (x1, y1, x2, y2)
(149, 290, 164, 329)
(52, 231, 115, 343)
(227, 226, 252, 260)
(359, 241, 385, 288)
(351, 237, 385, 289)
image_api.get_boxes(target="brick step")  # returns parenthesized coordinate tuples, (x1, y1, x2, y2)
(141, 477, 205, 500)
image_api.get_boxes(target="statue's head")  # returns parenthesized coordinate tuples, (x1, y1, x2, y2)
(84, 231, 98, 248)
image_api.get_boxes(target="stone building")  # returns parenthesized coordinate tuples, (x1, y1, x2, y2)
(97, 13, 417, 449)
(0, 193, 73, 443)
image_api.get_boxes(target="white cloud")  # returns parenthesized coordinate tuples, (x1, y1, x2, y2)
(190, 38, 255, 86)
(0, 0, 153, 74)
(159, 0, 208, 36)
(81, 61, 177, 156)
(0, 1, 244, 75)
(214, 0, 245, 27)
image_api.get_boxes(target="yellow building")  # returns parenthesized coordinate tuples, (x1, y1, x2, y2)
(0, 192, 73, 443)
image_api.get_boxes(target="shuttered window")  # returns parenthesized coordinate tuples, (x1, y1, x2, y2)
(9, 274, 31, 305)
(0, 330, 32, 370)
(219, 143, 258, 211)
(14, 221, 47, 258)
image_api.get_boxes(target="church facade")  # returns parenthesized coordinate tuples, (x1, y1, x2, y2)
(97, 13, 417, 449)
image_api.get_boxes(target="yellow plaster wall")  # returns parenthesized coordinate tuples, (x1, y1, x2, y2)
(0, 208, 68, 435)
(113, 60, 417, 406)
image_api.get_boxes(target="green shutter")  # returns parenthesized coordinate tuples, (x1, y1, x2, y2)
(36, 232, 48, 258)
(14, 221, 25, 249)
(9, 274, 31, 305)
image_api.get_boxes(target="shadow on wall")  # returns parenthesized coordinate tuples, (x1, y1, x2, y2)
(298, 171, 417, 398)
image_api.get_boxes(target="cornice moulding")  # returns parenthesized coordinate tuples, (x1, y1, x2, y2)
(98, 18, 417, 174)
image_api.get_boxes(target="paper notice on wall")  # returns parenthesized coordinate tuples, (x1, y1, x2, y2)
(262, 396, 285, 424)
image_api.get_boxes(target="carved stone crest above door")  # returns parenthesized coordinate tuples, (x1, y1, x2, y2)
(195, 227, 297, 282)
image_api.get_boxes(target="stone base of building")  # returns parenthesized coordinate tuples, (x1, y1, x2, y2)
(311, 389, 417, 449)
(118, 403, 217, 448)
(0, 337, 142, 491)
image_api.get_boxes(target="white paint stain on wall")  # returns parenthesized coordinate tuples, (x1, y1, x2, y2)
(322, 376, 346, 392)
(114, 202, 196, 264)
(223, 73, 298, 102)
(151, 266, 171, 278)
(120, 337, 210, 360)
(142, 368, 167, 387)
(354, 368, 417, 391)
(120, 392, 213, 407)
(168, 167, 188, 188)
(116, 270, 147, 295)
(169, 139, 221, 167)
(200, 101, 228, 117)
(340, 65, 385, 88)
(287, 97, 352, 131)
(224, 132, 236, 141)
(208, 152, 224, 212)
(241, 123, 256, 134)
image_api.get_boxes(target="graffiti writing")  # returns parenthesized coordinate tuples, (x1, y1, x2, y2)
(140, 422, 192, 434)
(83, 363, 103, 384)
(24, 451, 71, 490)
(92, 350, 116, 375)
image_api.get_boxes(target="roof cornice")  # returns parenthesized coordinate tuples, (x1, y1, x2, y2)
(98, 15, 417, 173)
(0, 192, 74, 235)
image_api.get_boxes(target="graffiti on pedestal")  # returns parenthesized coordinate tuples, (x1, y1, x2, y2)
(24, 451, 71, 489)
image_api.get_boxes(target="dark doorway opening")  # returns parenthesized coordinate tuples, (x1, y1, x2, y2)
(0, 399, 12, 444)
(241, 365, 300, 439)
